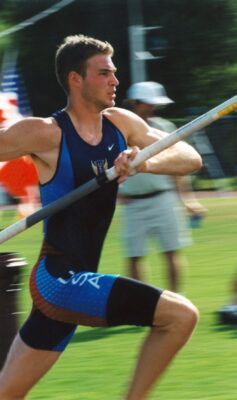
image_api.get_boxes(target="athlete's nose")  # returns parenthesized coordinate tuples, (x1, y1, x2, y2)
(111, 74, 119, 86)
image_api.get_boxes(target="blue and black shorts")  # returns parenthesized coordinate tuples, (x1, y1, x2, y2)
(20, 257, 162, 352)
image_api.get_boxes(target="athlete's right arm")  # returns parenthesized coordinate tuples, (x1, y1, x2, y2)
(0, 117, 59, 161)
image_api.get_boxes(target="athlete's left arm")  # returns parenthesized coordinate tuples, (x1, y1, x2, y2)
(137, 126, 202, 176)
(105, 107, 202, 177)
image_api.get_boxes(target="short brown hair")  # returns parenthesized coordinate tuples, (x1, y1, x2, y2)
(55, 34, 114, 94)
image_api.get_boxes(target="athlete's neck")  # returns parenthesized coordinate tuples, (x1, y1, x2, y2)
(66, 105, 103, 146)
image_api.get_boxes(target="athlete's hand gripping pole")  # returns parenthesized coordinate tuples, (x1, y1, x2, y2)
(106, 96, 237, 180)
(0, 95, 237, 245)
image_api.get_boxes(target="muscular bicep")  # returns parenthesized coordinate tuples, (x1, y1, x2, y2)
(128, 126, 168, 149)
(0, 117, 58, 161)
(105, 107, 202, 175)
(0, 128, 29, 160)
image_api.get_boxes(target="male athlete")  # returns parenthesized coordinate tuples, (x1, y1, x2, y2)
(0, 35, 201, 400)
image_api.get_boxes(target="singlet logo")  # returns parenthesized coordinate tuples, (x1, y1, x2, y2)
(108, 144, 114, 151)
(91, 159, 108, 176)
(58, 270, 103, 289)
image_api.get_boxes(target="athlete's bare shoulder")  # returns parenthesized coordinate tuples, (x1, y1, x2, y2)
(103, 107, 171, 150)
(103, 107, 148, 142)
(103, 106, 140, 121)
(15, 116, 61, 149)
(0, 116, 62, 161)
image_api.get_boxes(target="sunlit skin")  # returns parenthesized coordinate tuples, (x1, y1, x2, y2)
(0, 38, 201, 400)
(67, 54, 119, 114)
(82, 55, 119, 109)
(66, 54, 139, 183)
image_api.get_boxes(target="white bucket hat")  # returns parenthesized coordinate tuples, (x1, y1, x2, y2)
(126, 81, 174, 105)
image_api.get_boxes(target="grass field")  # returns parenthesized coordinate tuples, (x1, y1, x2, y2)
(1, 195, 237, 399)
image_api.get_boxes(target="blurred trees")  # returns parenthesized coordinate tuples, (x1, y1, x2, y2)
(0, 0, 129, 115)
(0, 0, 237, 115)
(144, 0, 237, 112)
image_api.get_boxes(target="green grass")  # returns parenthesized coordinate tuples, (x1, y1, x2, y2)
(192, 176, 237, 191)
(1, 196, 237, 399)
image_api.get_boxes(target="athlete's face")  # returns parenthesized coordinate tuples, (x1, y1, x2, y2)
(80, 54, 119, 110)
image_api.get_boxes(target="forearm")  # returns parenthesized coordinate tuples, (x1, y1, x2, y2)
(143, 141, 202, 176)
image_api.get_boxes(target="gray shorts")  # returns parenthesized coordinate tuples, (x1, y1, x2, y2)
(120, 190, 192, 257)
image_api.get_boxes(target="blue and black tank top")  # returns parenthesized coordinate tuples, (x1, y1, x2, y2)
(39, 110, 126, 276)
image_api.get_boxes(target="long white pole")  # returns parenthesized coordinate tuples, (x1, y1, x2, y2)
(0, 95, 237, 244)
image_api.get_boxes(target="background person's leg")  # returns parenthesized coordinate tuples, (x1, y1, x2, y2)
(165, 250, 183, 292)
(127, 256, 143, 281)
(154, 191, 191, 292)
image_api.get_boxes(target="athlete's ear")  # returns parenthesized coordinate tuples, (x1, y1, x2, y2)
(68, 71, 82, 88)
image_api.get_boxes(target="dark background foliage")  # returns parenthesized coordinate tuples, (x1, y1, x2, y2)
(1, 0, 237, 176)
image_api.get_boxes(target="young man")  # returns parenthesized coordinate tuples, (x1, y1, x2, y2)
(0, 35, 201, 400)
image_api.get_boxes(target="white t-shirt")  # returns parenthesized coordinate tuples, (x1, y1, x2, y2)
(119, 117, 177, 196)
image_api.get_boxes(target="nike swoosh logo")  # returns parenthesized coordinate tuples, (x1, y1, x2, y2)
(108, 144, 114, 151)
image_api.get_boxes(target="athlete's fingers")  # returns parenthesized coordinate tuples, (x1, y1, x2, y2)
(114, 147, 139, 180)
(127, 146, 139, 161)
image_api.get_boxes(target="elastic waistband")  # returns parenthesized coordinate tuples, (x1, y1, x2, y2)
(124, 189, 170, 200)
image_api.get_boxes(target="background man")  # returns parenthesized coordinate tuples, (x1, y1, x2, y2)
(119, 81, 205, 292)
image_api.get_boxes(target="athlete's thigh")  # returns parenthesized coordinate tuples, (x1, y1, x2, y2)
(0, 333, 60, 397)
(31, 258, 163, 329)
(106, 276, 163, 326)
(31, 258, 122, 326)
(20, 307, 77, 351)
(152, 289, 198, 327)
